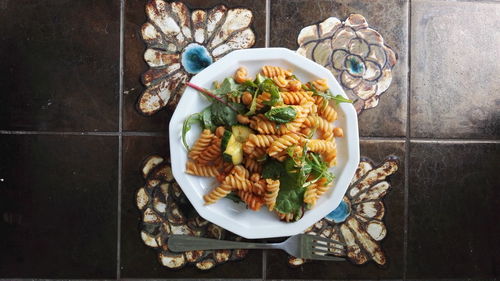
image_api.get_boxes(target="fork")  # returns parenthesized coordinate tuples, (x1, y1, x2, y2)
(168, 234, 345, 261)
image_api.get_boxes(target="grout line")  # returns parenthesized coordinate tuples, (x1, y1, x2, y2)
(262, 250, 267, 281)
(265, 0, 270, 47)
(359, 136, 406, 142)
(410, 138, 500, 144)
(0, 130, 168, 137)
(404, 0, 412, 279)
(117, 0, 125, 279)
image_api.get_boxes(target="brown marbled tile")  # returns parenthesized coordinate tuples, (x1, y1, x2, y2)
(120, 136, 263, 278)
(0, 0, 119, 131)
(0, 135, 118, 278)
(407, 142, 499, 279)
(270, 0, 409, 137)
(266, 140, 406, 279)
(410, 0, 500, 139)
(123, 0, 266, 132)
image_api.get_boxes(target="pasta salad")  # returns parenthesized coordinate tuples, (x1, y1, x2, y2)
(183, 65, 351, 222)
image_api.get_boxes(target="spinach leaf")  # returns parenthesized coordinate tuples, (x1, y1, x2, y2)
(201, 106, 215, 131)
(262, 159, 286, 180)
(213, 77, 239, 97)
(211, 101, 238, 126)
(225, 191, 244, 204)
(260, 79, 282, 106)
(245, 88, 260, 116)
(254, 73, 266, 84)
(274, 168, 306, 214)
(182, 112, 202, 150)
(265, 106, 297, 124)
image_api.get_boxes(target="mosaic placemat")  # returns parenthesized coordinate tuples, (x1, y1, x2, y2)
(134, 0, 400, 270)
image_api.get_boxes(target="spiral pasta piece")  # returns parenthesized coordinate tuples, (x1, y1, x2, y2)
(306, 139, 337, 167)
(286, 80, 302, 91)
(234, 67, 250, 84)
(286, 102, 313, 132)
(303, 183, 318, 205)
(238, 191, 264, 211)
(306, 139, 336, 154)
(280, 91, 314, 105)
(197, 137, 222, 165)
(204, 182, 232, 204)
(186, 161, 220, 177)
(304, 116, 334, 140)
(315, 177, 330, 197)
(319, 103, 338, 122)
(188, 129, 214, 160)
(268, 133, 303, 156)
(311, 79, 329, 91)
(244, 157, 262, 174)
(273, 75, 289, 88)
(261, 65, 292, 78)
(255, 92, 271, 110)
(276, 211, 295, 222)
(224, 174, 253, 193)
(245, 146, 267, 159)
(243, 134, 279, 153)
(249, 114, 288, 135)
(265, 179, 280, 211)
(230, 165, 250, 179)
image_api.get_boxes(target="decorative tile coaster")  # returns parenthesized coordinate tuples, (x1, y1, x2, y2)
(297, 14, 397, 114)
(289, 156, 399, 266)
(136, 155, 248, 270)
(138, 0, 255, 115)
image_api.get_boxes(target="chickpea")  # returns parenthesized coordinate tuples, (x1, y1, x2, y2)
(237, 114, 251, 124)
(215, 126, 225, 138)
(333, 127, 344, 137)
(242, 91, 253, 105)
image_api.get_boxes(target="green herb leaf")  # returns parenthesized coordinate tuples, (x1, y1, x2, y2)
(245, 88, 260, 116)
(214, 77, 239, 97)
(260, 79, 282, 106)
(254, 73, 266, 84)
(225, 192, 244, 204)
(264, 106, 297, 124)
(262, 159, 286, 180)
(201, 106, 215, 131)
(274, 170, 306, 214)
(182, 112, 202, 150)
(310, 86, 353, 105)
(211, 101, 238, 126)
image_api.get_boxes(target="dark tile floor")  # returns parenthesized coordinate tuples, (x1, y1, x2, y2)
(0, 0, 499, 280)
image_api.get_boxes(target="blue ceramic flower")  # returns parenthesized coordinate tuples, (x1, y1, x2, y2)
(181, 44, 213, 74)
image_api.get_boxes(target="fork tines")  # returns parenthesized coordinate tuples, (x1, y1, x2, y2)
(308, 235, 346, 260)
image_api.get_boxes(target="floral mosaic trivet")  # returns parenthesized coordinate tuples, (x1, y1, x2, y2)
(297, 14, 397, 114)
(136, 155, 248, 269)
(138, 0, 255, 115)
(289, 156, 399, 266)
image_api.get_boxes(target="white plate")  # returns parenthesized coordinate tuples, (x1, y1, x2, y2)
(169, 48, 359, 239)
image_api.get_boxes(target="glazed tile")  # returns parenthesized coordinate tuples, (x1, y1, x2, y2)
(0, 0, 120, 132)
(407, 142, 499, 278)
(410, 0, 500, 139)
(266, 140, 406, 279)
(270, 0, 409, 137)
(0, 135, 118, 278)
